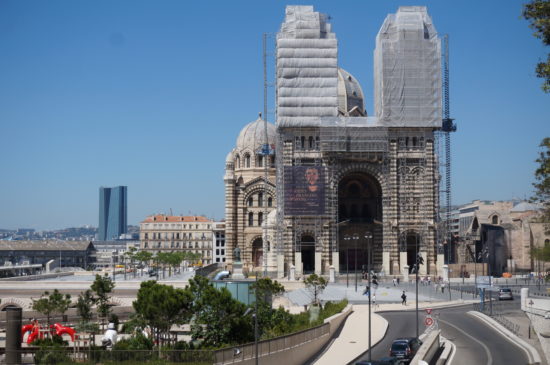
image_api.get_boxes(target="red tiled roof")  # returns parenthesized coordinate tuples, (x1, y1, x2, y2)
(141, 215, 212, 223)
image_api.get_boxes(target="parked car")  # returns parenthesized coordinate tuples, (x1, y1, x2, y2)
(356, 357, 403, 365)
(498, 288, 514, 300)
(148, 269, 157, 277)
(389, 337, 422, 362)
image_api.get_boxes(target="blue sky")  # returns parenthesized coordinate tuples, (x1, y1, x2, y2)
(0, 0, 548, 230)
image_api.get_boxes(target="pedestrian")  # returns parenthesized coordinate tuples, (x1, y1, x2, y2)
(401, 291, 407, 305)
(441, 283, 445, 294)
(363, 285, 370, 297)
(428, 276, 431, 286)
(372, 293, 377, 306)
(397, 277, 400, 285)
(393, 277, 397, 286)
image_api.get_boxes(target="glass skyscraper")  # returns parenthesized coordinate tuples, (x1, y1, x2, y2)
(98, 186, 127, 241)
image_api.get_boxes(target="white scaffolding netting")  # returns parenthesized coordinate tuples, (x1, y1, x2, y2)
(374, 6, 442, 127)
(276, 6, 339, 127)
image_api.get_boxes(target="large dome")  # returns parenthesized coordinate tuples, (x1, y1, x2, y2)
(337, 68, 365, 116)
(236, 116, 276, 152)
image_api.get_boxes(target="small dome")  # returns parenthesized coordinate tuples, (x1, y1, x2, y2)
(236, 116, 276, 153)
(225, 150, 234, 164)
(337, 68, 365, 116)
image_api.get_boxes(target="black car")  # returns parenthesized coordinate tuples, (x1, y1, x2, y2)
(389, 337, 422, 362)
(356, 357, 403, 365)
(148, 269, 157, 277)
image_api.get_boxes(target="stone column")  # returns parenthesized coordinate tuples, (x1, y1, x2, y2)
(332, 251, 339, 274)
(295, 251, 302, 278)
(277, 253, 285, 279)
(437, 253, 445, 277)
(402, 265, 410, 282)
(419, 251, 427, 276)
(315, 251, 322, 275)
(400, 251, 408, 274)
(383, 251, 390, 275)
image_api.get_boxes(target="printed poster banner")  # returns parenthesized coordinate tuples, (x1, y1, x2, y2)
(284, 166, 326, 215)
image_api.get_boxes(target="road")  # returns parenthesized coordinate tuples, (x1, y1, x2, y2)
(353, 304, 529, 365)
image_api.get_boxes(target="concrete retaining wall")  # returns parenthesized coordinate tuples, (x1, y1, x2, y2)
(411, 330, 440, 365)
(214, 304, 353, 365)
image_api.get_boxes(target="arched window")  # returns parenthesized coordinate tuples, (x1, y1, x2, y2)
(248, 212, 254, 226)
(248, 197, 253, 207)
(258, 192, 263, 207)
(258, 155, 263, 167)
(301, 136, 305, 149)
(492, 215, 499, 225)
(268, 197, 273, 207)
(245, 154, 251, 168)
(308, 136, 314, 149)
(258, 212, 263, 226)
(412, 137, 418, 147)
(236, 155, 240, 168)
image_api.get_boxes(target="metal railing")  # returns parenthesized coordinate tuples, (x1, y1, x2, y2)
(214, 323, 330, 364)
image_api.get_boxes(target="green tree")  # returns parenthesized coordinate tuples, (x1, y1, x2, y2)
(76, 289, 94, 322)
(250, 278, 286, 339)
(125, 247, 138, 278)
(188, 275, 253, 347)
(304, 274, 328, 305)
(134, 251, 153, 277)
(90, 274, 115, 329)
(523, 0, 550, 92)
(133, 280, 193, 346)
(32, 289, 71, 326)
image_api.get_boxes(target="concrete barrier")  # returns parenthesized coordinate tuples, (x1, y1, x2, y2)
(410, 330, 440, 365)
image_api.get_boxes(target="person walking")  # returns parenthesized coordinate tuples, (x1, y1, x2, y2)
(401, 291, 407, 305)
(393, 277, 397, 286)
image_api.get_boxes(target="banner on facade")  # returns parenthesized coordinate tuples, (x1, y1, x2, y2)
(283, 166, 326, 215)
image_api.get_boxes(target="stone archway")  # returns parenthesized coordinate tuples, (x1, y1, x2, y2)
(252, 237, 263, 267)
(338, 172, 382, 272)
(300, 235, 315, 274)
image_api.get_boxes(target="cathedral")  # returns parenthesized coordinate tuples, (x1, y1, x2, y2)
(225, 6, 444, 278)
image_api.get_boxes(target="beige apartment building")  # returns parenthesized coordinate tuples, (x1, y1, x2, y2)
(139, 215, 214, 265)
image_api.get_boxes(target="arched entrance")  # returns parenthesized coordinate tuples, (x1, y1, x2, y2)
(338, 172, 382, 272)
(301, 235, 315, 274)
(403, 231, 421, 273)
(252, 238, 263, 267)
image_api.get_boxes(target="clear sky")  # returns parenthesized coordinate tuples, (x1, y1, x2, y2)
(0, 0, 548, 230)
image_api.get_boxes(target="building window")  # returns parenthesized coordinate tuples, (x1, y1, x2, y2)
(248, 212, 254, 226)
(221, 249, 225, 255)
(308, 136, 314, 149)
(236, 155, 240, 168)
(258, 192, 263, 207)
(492, 215, 499, 225)
(248, 197, 253, 207)
(216, 249, 219, 255)
(258, 212, 263, 226)
(258, 155, 263, 167)
(245, 154, 251, 168)
(268, 197, 273, 207)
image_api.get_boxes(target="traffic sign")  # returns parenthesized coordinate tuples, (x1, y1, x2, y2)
(425, 317, 434, 326)
(425, 308, 433, 315)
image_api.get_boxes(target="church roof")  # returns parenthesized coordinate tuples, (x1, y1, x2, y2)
(511, 201, 542, 212)
(236, 116, 276, 153)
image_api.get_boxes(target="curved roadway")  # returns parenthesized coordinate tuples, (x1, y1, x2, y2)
(353, 305, 529, 365)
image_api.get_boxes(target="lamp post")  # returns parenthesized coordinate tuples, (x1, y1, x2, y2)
(344, 235, 350, 288)
(112, 251, 116, 282)
(353, 233, 359, 292)
(365, 231, 373, 363)
(414, 236, 424, 340)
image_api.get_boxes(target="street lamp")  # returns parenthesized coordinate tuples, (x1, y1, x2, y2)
(414, 239, 424, 339)
(364, 231, 373, 363)
(344, 235, 350, 288)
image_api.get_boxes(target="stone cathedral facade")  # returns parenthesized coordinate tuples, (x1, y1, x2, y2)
(225, 6, 445, 278)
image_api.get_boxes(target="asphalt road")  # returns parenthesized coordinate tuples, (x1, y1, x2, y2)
(353, 305, 529, 365)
